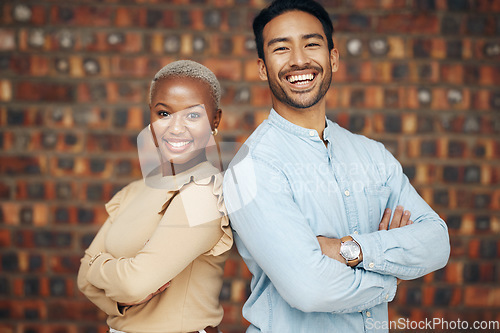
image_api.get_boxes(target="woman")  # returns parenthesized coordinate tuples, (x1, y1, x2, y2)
(77, 60, 233, 333)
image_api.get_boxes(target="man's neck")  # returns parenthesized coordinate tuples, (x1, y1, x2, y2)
(273, 99, 326, 141)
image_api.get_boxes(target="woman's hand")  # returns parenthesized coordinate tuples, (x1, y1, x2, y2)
(118, 281, 171, 307)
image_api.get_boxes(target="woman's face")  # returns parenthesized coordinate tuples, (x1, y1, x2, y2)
(149, 76, 220, 167)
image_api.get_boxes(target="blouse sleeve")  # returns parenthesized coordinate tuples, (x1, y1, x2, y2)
(77, 189, 125, 316)
(77, 218, 124, 317)
(205, 173, 233, 257)
(85, 181, 227, 304)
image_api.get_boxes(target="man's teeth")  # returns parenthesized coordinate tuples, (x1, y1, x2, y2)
(287, 73, 314, 83)
(167, 141, 191, 147)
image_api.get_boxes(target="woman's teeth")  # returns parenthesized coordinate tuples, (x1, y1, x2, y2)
(167, 141, 191, 147)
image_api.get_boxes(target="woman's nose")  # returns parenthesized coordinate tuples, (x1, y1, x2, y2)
(168, 114, 186, 134)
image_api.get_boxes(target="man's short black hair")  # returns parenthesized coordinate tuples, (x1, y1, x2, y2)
(253, 0, 335, 61)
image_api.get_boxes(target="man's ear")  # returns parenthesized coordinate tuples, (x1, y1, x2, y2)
(257, 58, 268, 81)
(330, 48, 339, 73)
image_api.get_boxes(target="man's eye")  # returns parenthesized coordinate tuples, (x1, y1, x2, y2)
(273, 47, 287, 52)
(306, 43, 320, 47)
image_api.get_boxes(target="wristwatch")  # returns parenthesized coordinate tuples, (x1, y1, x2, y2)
(340, 236, 362, 267)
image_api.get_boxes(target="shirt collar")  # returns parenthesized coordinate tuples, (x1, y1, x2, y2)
(268, 108, 332, 144)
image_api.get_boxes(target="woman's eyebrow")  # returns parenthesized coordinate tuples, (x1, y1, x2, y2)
(154, 103, 205, 111)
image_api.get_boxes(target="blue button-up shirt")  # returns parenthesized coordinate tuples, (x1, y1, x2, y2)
(223, 109, 450, 333)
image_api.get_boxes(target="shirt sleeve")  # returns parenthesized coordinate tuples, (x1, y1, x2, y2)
(224, 155, 397, 314)
(77, 218, 124, 317)
(85, 183, 225, 305)
(353, 145, 450, 280)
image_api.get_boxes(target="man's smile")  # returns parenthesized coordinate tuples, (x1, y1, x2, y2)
(281, 68, 320, 91)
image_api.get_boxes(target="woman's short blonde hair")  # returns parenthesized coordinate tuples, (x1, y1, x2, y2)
(150, 60, 221, 110)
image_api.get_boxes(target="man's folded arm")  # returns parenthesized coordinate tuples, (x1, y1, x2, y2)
(353, 146, 450, 280)
(224, 156, 397, 314)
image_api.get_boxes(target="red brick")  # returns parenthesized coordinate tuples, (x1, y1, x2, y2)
(15, 82, 75, 102)
(50, 5, 115, 27)
(116, 7, 146, 27)
(377, 14, 439, 34)
(0, 29, 16, 51)
(203, 58, 242, 81)
(50, 255, 81, 274)
(440, 64, 464, 84)
(0, 230, 10, 247)
(479, 65, 500, 86)
(0, 80, 12, 102)
(190, 9, 205, 30)
(476, 1, 500, 12)
(464, 286, 499, 307)
(250, 86, 272, 107)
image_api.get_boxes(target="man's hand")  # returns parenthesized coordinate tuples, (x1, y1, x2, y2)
(378, 206, 412, 231)
(317, 205, 413, 266)
(316, 236, 344, 263)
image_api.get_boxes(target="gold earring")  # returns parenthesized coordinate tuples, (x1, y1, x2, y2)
(211, 128, 218, 136)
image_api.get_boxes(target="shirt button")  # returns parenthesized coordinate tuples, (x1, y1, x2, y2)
(309, 130, 315, 137)
(385, 294, 389, 300)
(368, 262, 375, 268)
(344, 190, 350, 197)
(366, 311, 371, 317)
(353, 231, 358, 234)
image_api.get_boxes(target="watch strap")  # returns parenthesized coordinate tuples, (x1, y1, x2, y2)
(340, 236, 361, 267)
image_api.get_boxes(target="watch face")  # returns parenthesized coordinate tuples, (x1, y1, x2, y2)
(340, 240, 360, 261)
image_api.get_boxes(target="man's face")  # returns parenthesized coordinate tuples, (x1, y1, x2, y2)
(258, 10, 339, 110)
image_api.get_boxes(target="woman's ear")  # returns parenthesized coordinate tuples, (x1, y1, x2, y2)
(149, 105, 159, 148)
(213, 108, 222, 130)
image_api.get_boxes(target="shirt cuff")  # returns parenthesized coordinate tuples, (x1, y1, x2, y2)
(379, 273, 397, 304)
(352, 232, 384, 273)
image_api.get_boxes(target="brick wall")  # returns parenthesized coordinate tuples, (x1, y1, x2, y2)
(1, 0, 499, 332)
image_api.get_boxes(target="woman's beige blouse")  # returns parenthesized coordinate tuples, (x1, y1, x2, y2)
(77, 162, 233, 333)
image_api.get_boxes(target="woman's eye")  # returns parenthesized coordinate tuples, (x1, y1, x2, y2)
(158, 111, 171, 118)
(187, 112, 201, 119)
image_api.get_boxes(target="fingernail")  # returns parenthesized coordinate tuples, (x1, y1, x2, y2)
(385, 208, 390, 214)
(396, 205, 403, 210)
(404, 210, 410, 216)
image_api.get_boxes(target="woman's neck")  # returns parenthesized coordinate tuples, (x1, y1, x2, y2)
(161, 154, 208, 176)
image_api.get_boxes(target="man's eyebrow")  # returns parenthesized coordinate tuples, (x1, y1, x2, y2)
(302, 33, 324, 41)
(267, 33, 324, 47)
(267, 37, 290, 47)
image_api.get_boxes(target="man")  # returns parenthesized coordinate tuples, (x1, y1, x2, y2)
(223, 0, 450, 332)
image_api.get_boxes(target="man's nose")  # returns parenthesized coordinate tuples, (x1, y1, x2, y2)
(289, 47, 310, 67)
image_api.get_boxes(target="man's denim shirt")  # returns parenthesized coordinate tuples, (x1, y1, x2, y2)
(223, 109, 450, 333)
